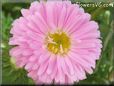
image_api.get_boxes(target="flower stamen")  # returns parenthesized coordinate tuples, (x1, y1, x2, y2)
(45, 31, 71, 55)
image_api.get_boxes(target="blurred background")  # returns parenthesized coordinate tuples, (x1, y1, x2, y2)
(1, 0, 114, 85)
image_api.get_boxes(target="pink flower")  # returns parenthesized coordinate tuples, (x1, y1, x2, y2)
(9, 0, 102, 85)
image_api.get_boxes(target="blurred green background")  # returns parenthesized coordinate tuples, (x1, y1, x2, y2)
(1, 0, 114, 85)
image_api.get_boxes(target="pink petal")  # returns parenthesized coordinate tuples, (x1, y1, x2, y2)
(21, 9, 30, 17)
(38, 52, 50, 64)
(64, 56, 74, 75)
(46, 54, 56, 74)
(37, 60, 48, 76)
(58, 4, 67, 29)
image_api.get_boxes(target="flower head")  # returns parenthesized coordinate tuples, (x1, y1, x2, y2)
(9, 0, 102, 85)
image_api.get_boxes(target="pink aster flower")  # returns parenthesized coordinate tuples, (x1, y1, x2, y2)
(9, 0, 102, 85)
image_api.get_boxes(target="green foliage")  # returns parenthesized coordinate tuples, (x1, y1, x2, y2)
(1, 0, 114, 85)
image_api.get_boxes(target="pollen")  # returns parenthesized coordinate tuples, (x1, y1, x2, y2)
(45, 31, 71, 55)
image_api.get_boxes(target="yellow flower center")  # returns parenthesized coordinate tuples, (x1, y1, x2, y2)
(45, 31, 71, 55)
